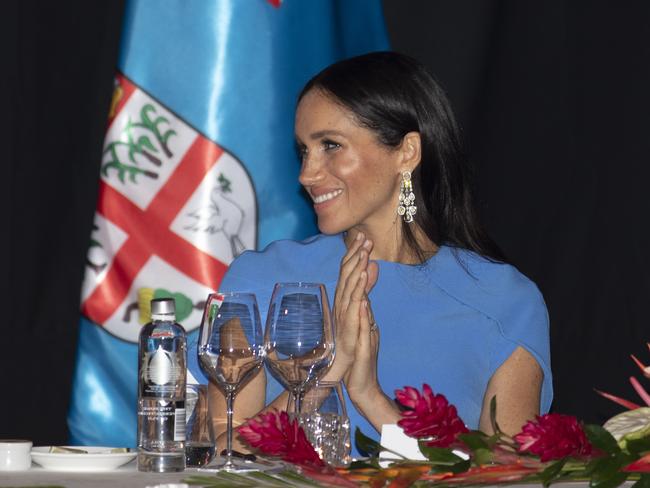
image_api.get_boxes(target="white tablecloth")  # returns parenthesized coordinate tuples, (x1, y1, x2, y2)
(0, 464, 638, 488)
(0, 463, 192, 488)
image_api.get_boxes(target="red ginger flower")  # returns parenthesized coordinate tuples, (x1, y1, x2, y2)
(237, 410, 324, 467)
(395, 383, 468, 447)
(514, 413, 592, 462)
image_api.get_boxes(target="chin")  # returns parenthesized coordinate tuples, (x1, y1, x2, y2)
(316, 219, 348, 236)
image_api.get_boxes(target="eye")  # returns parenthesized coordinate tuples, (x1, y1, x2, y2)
(295, 142, 307, 160)
(322, 139, 341, 151)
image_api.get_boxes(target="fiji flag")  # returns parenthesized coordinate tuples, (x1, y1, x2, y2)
(68, 0, 388, 446)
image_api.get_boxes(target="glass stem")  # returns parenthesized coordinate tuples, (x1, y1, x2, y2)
(225, 391, 235, 468)
(294, 388, 305, 414)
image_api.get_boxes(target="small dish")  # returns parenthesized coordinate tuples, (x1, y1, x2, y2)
(31, 446, 136, 471)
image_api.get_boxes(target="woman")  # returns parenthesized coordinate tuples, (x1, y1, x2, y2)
(204, 51, 552, 452)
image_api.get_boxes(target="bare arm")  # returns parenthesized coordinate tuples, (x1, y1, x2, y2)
(478, 345, 543, 435)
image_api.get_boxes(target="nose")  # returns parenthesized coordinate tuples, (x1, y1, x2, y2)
(298, 153, 324, 187)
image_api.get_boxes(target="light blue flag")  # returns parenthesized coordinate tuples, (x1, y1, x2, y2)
(69, 0, 388, 447)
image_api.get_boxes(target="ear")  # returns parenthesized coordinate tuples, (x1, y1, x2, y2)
(398, 131, 421, 172)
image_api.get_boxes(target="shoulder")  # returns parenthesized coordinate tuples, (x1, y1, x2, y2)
(232, 233, 341, 267)
(430, 246, 547, 328)
(224, 233, 343, 285)
(456, 248, 543, 301)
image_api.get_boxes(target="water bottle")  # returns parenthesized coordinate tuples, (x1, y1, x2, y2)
(137, 298, 187, 472)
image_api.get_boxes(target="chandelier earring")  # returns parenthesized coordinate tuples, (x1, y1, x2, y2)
(397, 171, 417, 223)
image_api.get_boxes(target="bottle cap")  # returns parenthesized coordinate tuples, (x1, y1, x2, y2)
(150, 298, 176, 318)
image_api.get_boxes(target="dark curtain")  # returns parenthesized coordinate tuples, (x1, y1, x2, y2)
(1, 1, 125, 443)
(383, 0, 650, 424)
(2, 0, 648, 444)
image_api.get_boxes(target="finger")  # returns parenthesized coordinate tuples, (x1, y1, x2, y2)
(337, 247, 370, 313)
(356, 299, 372, 355)
(334, 233, 366, 309)
(341, 239, 372, 286)
(341, 232, 366, 267)
(341, 269, 368, 340)
(366, 260, 379, 294)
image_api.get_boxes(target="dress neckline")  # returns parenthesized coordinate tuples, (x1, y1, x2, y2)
(335, 233, 448, 268)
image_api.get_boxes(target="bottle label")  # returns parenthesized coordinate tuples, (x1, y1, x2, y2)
(138, 399, 186, 444)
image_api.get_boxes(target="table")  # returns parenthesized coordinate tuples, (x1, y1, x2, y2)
(1, 463, 192, 488)
(0, 464, 639, 488)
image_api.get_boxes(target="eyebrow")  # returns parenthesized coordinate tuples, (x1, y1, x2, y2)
(294, 129, 345, 146)
(307, 129, 345, 140)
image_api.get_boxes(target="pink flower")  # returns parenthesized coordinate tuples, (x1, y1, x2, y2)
(237, 410, 325, 467)
(395, 384, 468, 447)
(514, 413, 592, 462)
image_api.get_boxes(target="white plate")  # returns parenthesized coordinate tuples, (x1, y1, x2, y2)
(31, 446, 136, 471)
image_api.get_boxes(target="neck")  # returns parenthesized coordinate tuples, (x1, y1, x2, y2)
(343, 222, 438, 264)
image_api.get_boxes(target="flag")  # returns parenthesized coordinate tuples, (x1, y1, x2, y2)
(68, 0, 389, 446)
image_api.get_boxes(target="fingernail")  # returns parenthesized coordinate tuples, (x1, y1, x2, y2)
(363, 239, 372, 249)
(361, 271, 367, 279)
(356, 232, 364, 241)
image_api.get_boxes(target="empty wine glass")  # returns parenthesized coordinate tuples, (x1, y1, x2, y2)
(264, 282, 334, 414)
(198, 292, 264, 472)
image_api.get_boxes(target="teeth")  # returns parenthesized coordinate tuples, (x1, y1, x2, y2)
(313, 189, 342, 204)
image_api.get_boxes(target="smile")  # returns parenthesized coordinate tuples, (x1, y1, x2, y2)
(312, 189, 343, 204)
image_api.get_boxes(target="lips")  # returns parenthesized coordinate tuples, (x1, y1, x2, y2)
(311, 189, 342, 204)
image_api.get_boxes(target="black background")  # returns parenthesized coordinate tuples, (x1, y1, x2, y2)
(2, 1, 649, 444)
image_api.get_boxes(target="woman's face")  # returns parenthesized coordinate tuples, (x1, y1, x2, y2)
(295, 89, 403, 236)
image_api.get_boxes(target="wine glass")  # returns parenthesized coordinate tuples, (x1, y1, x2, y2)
(296, 380, 351, 466)
(264, 282, 334, 414)
(197, 292, 264, 472)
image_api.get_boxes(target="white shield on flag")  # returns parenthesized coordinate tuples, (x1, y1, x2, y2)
(81, 75, 257, 342)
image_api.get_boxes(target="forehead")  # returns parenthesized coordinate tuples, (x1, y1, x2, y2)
(295, 89, 359, 135)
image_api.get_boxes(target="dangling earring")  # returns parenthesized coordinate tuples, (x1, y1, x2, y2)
(397, 171, 417, 223)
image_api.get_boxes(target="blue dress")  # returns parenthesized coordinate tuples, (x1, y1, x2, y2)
(190, 233, 553, 455)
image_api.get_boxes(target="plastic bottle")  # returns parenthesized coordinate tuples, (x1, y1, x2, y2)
(137, 298, 187, 472)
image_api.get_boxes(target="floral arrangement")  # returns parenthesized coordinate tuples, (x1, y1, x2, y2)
(188, 346, 650, 487)
(232, 386, 649, 488)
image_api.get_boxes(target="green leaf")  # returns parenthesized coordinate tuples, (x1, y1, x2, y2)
(473, 447, 494, 466)
(625, 436, 650, 455)
(632, 474, 650, 488)
(457, 431, 489, 451)
(417, 442, 464, 465)
(585, 424, 622, 454)
(449, 458, 472, 474)
(539, 458, 568, 487)
(153, 115, 168, 126)
(583, 457, 605, 476)
(589, 471, 629, 488)
(349, 458, 378, 469)
(137, 135, 157, 153)
(355, 427, 382, 457)
(589, 452, 634, 488)
(161, 129, 177, 144)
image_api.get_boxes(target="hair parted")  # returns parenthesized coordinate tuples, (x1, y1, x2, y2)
(298, 51, 505, 263)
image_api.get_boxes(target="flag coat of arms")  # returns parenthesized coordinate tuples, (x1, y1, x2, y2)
(69, 0, 388, 446)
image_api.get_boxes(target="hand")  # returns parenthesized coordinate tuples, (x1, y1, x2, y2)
(344, 297, 401, 432)
(325, 233, 378, 381)
(344, 298, 380, 407)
